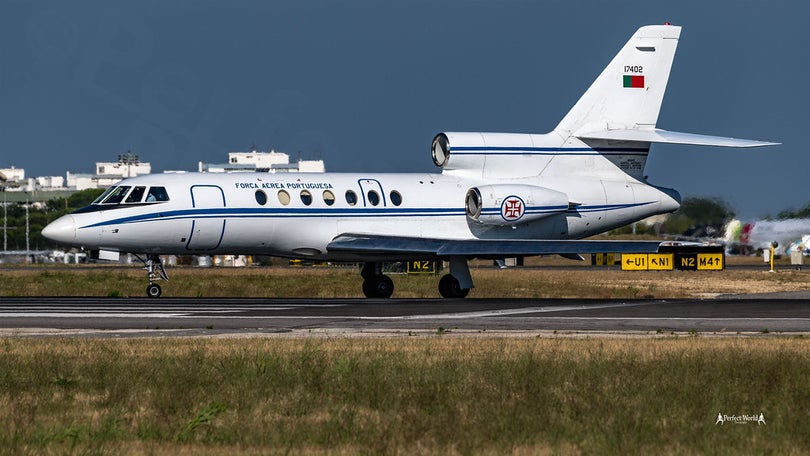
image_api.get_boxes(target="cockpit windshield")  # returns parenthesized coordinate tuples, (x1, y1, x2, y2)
(77, 184, 171, 214)
(92, 186, 117, 204)
(101, 186, 131, 204)
(90, 185, 170, 206)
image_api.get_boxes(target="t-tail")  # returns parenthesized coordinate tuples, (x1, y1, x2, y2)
(555, 24, 779, 149)
(433, 24, 778, 182)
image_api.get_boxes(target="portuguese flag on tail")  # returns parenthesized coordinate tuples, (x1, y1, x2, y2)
(623, 75, 645, 88)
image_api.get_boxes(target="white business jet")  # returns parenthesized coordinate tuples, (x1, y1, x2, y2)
(42, 24, 777, 298)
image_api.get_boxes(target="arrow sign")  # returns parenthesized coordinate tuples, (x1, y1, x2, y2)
(621, 254, 648, 271)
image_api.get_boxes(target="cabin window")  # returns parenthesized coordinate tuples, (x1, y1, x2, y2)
(390, 190, 402, 206)
(102, 186, 131, 204)
(345, 190, 357, 206)
(255, 190, 267, 205)
(300, 190, 313, 206)
(367, 190, 380, 206)
(146, 186, 170, 202)
(125, 186, 146, 203)
(323, 190, 335, 206)
(278, 190, 291, 205)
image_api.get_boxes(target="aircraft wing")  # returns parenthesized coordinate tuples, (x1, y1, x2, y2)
(577, 128, 779, 148)
(326, 233, 661, 259)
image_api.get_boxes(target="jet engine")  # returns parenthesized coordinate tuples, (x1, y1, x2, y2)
(465, 184, 569, 226)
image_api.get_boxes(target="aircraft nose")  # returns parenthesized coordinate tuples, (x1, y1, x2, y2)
(42, 215, 77, 244)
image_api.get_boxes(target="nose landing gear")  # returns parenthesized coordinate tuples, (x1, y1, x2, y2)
(135, 253, 168, 298)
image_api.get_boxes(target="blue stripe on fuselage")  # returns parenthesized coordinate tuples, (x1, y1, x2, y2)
(452, 146, 649, 156)
(77, 201, 655, 229)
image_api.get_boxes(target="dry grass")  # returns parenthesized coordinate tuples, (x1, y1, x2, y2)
(1, 258, 808, 298)
(1, 337, 809, 454)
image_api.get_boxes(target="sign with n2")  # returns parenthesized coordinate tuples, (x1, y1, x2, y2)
(676, 254, 697, 271)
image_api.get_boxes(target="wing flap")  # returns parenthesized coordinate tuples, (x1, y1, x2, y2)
(327, 233, 661, 259)
(577, 128, 779, 148)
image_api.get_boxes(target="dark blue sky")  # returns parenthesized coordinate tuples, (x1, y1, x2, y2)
(0, 0, 803, 218)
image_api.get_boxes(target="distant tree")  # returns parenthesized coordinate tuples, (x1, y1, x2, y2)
(777, 203, 810, 219)
(67, 188, 106, 209)
(2, 189, 109, 250)
(659, 197, 735, 237)
(680, 197, 735, 226)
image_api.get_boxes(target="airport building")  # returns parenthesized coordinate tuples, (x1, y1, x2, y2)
(2, 148, 324, 204)
(67, 152, 152, 191)
(198, 148, 325, 173)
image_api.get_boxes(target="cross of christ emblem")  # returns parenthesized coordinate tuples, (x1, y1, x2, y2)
(502, 197, 524, 220)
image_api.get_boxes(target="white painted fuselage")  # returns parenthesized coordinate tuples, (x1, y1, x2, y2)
(43, 129, 682, 261)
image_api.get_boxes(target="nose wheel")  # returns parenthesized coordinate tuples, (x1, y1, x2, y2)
(136, 253, 169, 298)
(146, 283, 162, 298)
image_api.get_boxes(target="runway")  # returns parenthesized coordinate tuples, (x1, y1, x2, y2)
(1, 292, 810, 337)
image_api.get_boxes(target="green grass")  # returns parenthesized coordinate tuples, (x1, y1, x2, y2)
(0, 337, 808, 454)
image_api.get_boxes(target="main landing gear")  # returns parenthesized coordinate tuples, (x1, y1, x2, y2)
(135, 253, 168, 298)
(360, 256, 473, 299)
(361, 263, 394, 298)
(438, 274, 469, 298)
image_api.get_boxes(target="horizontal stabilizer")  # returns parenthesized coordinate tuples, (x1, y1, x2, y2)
(577, 128, 779, 148)
(328, 233, 661, 259)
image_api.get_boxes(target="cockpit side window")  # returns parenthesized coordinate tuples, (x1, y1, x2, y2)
(146, 186, 170, 202)
(102, 186, 131, 204)
(125, 186, 146, 203)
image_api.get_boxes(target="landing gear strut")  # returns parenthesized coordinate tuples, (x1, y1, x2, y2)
(135, 253, 168, 298)
(361, 262, 394, 298)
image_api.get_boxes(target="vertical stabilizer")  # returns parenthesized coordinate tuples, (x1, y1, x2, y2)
(554, 25, 681, 138)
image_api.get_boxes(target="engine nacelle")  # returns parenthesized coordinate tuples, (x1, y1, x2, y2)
(465, 184, 569, 226)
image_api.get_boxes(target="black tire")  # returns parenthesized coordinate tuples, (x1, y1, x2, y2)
(439, 274, 469, 298)
(146, 283, 162, 298)
(362, 279, 375, 298)
(362, 275, 394, 298)
(376, 275, 394, 298)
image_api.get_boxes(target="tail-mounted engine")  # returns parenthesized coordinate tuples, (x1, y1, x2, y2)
(465, 184, 569, 226)
(431, 131, 562, 179)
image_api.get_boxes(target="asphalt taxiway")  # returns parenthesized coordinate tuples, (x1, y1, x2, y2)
(1, 292, 809, 337)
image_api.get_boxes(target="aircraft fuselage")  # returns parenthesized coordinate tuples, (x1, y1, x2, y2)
(45, 170, 680, 261)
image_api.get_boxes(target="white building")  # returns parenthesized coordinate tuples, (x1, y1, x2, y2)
(1, 168, 65, 192)
(199, 148, 325, 173)
(67, 152, 151, 190)
(94, 160, 151, 178)
(65, 172, 123, 191)
(35, 176, 64, 188)
(0, 166, 25, 182)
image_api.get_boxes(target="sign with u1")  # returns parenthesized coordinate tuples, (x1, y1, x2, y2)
(621, 253, 674, 271)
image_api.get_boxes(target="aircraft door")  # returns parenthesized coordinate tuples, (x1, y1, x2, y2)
(357, 178, 387, 207)
(186, 185, 226, 251)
